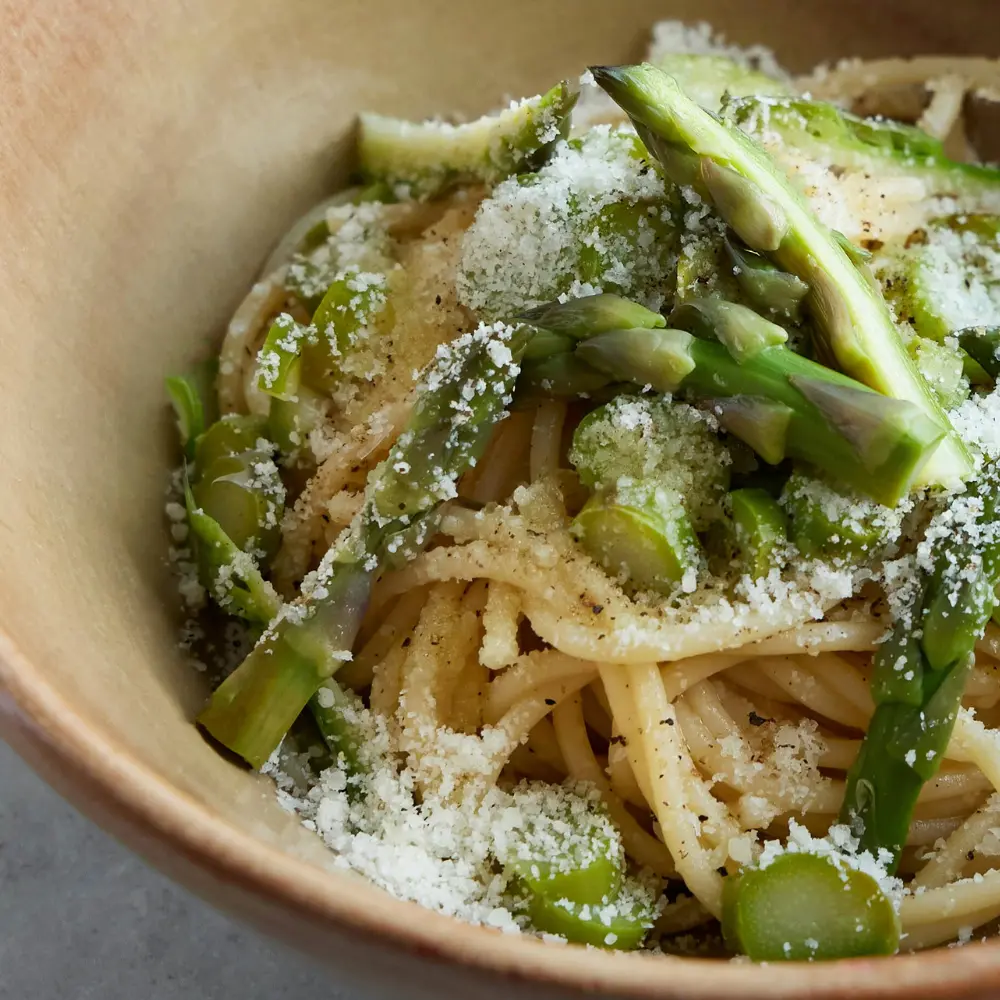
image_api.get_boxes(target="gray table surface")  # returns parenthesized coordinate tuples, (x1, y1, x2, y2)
(0, 739, 343, 999)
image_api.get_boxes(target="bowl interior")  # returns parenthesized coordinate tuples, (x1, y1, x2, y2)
(2, 1, 1000, 996)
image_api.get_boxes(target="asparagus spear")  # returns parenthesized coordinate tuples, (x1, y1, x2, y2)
(842, 465, 1000, 867)
(576, 324, 944, 507)
(165, 360, 219, 461)
(199, 321, 532, 767)
(722, 237, 808, 322)
(590, 64, 973, 490)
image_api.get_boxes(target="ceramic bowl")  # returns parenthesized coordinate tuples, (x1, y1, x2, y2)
(2, 1, 1000, 996)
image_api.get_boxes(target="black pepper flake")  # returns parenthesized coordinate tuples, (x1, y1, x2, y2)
(544, 698, 556, 706)
(748, 711, 770, 727)
(401, 637, 411, 648)
(609, 734, 627, 746)
(716, 867, 728, 877)
(591, 604, 604, 614)
(662, 717, 674, 726)
(968, 850, 977, 860)
(435, 294, 442, 305)
(698, 815, 708, 823)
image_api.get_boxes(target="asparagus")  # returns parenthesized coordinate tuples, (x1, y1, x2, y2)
(671, 297, 786, 362)
(590, 64, 973, 489)
(567, 394, 729, 592)
(723, 237, 809, 322)
(722, 852, 900, 961)
(781, 471, 902, 563)
(357, 81, 577, 200)
(165, 360, 218, 461)
(199, 322, 532, 767)
(841, 465, 1000, 866)
(576, 324, 944, 507)
(728, 488, 788, 579)
(649, 54, 793, 113)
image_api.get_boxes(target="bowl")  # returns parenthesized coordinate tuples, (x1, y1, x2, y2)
(3, 1, 1000, 996)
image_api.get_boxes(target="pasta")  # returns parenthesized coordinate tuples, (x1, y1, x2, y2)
(167, 17, 1000, 961)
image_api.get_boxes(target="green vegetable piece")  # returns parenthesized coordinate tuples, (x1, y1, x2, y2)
(650, 53, 793, 113)
(909, 336, 969, 409)
(958, 326, 1000, 379)
(671, 297, 787, 362)
(725, 96, 1000, 211)
(729, 488, 788, 579)
(192, 450, 284, 562)
(522, 329, 575, 362)
(165, 360, 218, 460)
(194, 414, 268, 475)
(516, 354, 613, 401)
(268, 385, 326, 462)
(255, 314, 316, 401)
(525, 888, 654, 950)
(843, 465, 1000, 865)
(357, 82, 577, 199)
(590, 63, 972, 490)
(572, 485, 703, 593)
(576, 325, 945, 507)
(309, 678, 365, 786)
(721, 853, 900, 961)
(184, 483, 280, 623)
(200, 323, 532, 767)
(568, 395, 730, 528)
(520, 292, 665, 339)
(781, 472, 901, 563)
(723, 237, 809, 321)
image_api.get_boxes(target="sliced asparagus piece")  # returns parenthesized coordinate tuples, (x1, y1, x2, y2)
(358, 82, 576, 199)
(781, 471, 903, 563)
(590, 64, 972, 490)
(722, 852, 900, 961)
(728, 488, 788, 579)
(524, 886, 655, 950)
(724, 95, 1000, 211)
(576, 325, 944, 507)
(572, 484, 703, 594)
(199, 322, 531, 767)
(165, 360, 218, 461)
(650, 54, 793, 113)
(842, 465, 1000, 866)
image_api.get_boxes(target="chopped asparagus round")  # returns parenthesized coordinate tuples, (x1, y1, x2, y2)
(194, 414, 268, 474)
(524, 890, 653, 950)
(781, 472, 900, 563)
(572, 486, 702, 593)
(721, 853, 900, 961)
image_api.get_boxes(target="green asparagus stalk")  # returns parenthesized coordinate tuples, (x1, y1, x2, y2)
(590, 64, 973, 490)
(576, 325, 944, 507)
(722, 237, 809, 322)
(728, 488, 788, 579)
(199, 322, 532, 767)
(841, 465, 1000, 866)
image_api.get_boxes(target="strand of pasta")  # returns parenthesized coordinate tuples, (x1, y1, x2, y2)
(600, 662, 736, 917)
(485, 650, 598, 722)
(912, 795, 1000, 891)
(479, 582, 522, 670)
(551, 694, 677, 878)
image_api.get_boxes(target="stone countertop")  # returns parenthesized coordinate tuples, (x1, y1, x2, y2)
(0, 740, 343, 1000)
